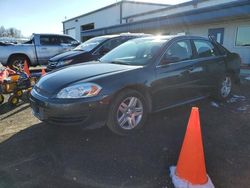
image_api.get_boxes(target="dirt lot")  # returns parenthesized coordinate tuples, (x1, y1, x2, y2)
(0, 76, 250, 188)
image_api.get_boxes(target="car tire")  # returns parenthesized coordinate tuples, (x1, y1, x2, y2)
(214, 74, 232, 101)
(8, 95, 19, 106)
(9, 55, 29, 71)
(107, 89, 148, 136)
(0, 94, 4, 105)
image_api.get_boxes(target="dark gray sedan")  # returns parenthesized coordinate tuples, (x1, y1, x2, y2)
(30, 35, 240, 135)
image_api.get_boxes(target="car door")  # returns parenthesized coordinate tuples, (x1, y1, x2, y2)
(152, 39, 205, 110)
(36, 35, 61, 64)
(191, 39, 227, 93)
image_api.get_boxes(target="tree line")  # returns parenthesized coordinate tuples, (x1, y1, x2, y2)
(0, 26, 23, 38)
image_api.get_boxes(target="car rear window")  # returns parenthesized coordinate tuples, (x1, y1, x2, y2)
(74, 37, 107, 52)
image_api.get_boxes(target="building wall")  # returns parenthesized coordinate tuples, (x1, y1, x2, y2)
(63, 5, 121, 41)
(127, 0, 238, 22)
(149, 19, 250, 64)
(62, 0, 249, 64)
(63, 2, 167, 41)
(122, 2, 168, 23)
(65, 28, 76, 38)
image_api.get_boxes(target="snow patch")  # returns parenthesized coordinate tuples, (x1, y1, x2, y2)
(237, 106, 247, 111)
(170, 166, 215, 188)
(210, 101, 219, 108)
(245, 76, 250, 81)
(227, 95, 246, 103)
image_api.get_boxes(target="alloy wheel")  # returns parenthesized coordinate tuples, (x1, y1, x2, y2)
(220, 76, 232, 98)
(116, 96, 143, 130)
(12, 59, 25, 70)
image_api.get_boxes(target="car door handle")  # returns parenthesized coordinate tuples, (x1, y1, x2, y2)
(41, 47, 47, 50)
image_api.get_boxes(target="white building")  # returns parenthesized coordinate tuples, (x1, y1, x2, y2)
(63, 1, 169, 41)
(63, 0, 250, 65)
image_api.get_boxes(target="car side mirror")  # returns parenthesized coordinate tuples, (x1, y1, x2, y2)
(71, 41, 80, 47)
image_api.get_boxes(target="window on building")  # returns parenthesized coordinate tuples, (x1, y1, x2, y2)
(193, 40, 216, 58)
(208, 28, 224, 44)
(81, 23, 94, 31)
(236, 26, 250, 46)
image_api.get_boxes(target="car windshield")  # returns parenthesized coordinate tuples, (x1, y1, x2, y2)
(74, 37, 107, 52)
(100, 37, 168, 66)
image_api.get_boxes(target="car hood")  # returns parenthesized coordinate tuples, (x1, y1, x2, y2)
(49, 50, 87, 61)
(36, 62, 141, 96)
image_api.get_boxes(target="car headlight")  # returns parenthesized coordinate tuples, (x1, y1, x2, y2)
(56, 83, 102, 98)
(57, 59, 73, 67)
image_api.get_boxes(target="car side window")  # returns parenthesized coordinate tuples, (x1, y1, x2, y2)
(40, 36, 50, 45)
(59, 36, 77, 45)
(40, 35, 59, 46)
(193, 40, 216, 58)
(97, 38, 126, 55)
(58, 36, 68, 44)
(161, 40, 192, 64)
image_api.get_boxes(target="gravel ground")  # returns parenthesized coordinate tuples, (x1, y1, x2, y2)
(0, 77, 250, 188)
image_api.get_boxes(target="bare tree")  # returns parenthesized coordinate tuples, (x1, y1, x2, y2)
(0, 26, 23, 38)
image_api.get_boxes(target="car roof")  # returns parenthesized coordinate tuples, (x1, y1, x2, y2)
(138, 35, 209, 41)
(33, 33, 74, 37)
(94, 33, 152, 40)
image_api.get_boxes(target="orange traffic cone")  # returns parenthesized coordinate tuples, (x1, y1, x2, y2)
(170, 107, 214, 188)
(23, 61, 30, 77)
(41, 68, 46, 76)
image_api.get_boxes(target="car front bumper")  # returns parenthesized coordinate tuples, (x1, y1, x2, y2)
(29, 90, 110, 127)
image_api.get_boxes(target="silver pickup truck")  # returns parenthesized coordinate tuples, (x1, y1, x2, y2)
(0, 33, 80, 67)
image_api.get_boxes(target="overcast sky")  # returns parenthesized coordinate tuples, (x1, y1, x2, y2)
(0, 0, 189, 37)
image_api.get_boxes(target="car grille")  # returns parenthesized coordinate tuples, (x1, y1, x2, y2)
(48, 116, 88, 124)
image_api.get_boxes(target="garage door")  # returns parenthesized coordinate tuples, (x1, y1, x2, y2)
(66, 28, 76, 39)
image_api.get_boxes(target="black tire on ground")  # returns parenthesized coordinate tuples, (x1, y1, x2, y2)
(213, 74, 233, 101)
(107, 89, 149, 136)
(8, 55, 29, 71)
(8, 95, 19, 106)
(0, 94, 4, 104)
